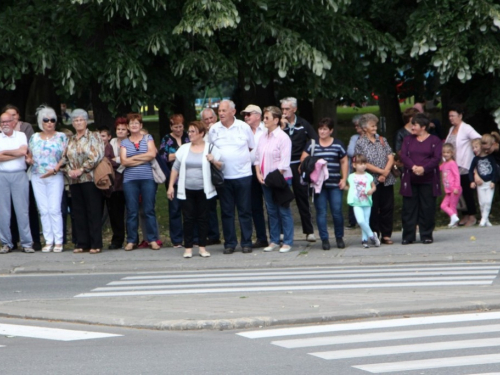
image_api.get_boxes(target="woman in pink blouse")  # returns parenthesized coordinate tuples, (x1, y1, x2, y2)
(254, 106, 294, 253)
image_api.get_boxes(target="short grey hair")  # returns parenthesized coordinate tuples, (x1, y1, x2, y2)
(35, 105, 57, 131)
(71, 108, 89, 122)
(280, 97, 298, 108)
(352, 114, 362, 126)
(220, 100, 236, 109)
(358, 113, 379, 130)
(201, 107, 216, 118)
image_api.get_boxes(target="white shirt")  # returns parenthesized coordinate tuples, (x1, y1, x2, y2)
(0, 131, 27, 172)
(249, 122, 267, 164)
(208, 118, 255, 179)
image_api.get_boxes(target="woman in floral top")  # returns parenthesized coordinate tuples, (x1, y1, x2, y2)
(355, 113, 396, 245)
(64, 109, 104, 254)
(159, 114, 190, 247)
(28, 106, 67, 253)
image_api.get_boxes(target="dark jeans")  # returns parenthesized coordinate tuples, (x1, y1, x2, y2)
(370, 183, 394, 238)
(167, 184, 183, 245)
(460, 173, 477, 215)
(207, 196, 220, 240)
(70, 182, 103, 249)
(290, 162, 314, 234)
(123, 179, 158, 244)
(348, 206, 357, 226)
(11, 182, 41, 245)
(402, 183, 436, 242)
(251, 168, 268, 242)
(61, 190, 77, 245)
(217, 176, 253, 249)
(106, 190, 126, 246)
(181, 189, 208, 248)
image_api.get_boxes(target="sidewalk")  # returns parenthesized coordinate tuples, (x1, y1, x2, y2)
(0, 226, 498, 331)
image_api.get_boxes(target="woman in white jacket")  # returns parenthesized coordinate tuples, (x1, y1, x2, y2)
(167, 121, 223, 258)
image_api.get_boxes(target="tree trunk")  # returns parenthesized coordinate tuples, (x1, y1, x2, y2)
(378, 90, 403, 148)
(25, 74, 61, 125)
(313, 97, 337, 134)
(0, 74, 34, 123)
(90, 81, 115, 130)
(233, 71, 276, 117)
(158, 105, 170, 140)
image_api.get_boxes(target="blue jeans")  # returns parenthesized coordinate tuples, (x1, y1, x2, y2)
(217, 176, 253, 248)
(167, 184, 183, 245)
(314, 187, 344, 240)
(123, 179, 159, 244)
(262, 184, 294, 246)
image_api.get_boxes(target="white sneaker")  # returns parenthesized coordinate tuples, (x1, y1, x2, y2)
(449, 215, 459, 227)
(264, 243, 279, 252)
(486, 220, 493, 227)
(279, 245, 292, 253)
(306, 234, 316, 242)
(370, 236, 380, 247)
(479, 219, 486, 227)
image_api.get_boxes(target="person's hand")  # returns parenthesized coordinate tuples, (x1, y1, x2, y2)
(470, 182, 476, 189)
(40, 169, 57, 179)
(378, 175, 386, 183)
(490, 182, 495, 189)
(257, 173, 265, 184)
(367, 189, 374, 196)
(68, 169, 82, 179)
(474, 175, 484, 186)
(453, 188, 459, 195)
(338, 179, 346, 190)
(280, 116, 288, 129)
(167, 186, 174, 200)
(206, 153, 214, 163)
(412, 166, 424, 176)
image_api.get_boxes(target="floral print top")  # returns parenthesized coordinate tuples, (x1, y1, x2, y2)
(159, 132, 189, 168)
(63, 129, 104, 185)
(29, 132, 68, 174)
(355, 135, 396, 186)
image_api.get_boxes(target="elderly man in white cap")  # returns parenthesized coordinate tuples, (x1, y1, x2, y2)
(208, 100, 255, 254)
(241, 104, 269, 249)
(0, 112, 34, 253)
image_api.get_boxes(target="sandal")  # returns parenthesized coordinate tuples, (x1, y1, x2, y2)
(149, 241, 161, 250)
(53, 245, 64, 253)
(199, 250, 211, 258)
(73, 248, 84, 253)
(124, 243, 137, 251)
(89, 248, 102, 254)
(42, 244, 54, 253)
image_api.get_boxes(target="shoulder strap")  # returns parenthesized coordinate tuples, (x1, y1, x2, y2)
(209, 143, 214, 153)
(311, 139, 316, 156)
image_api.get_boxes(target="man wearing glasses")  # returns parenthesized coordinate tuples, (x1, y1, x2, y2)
(0, 113, 34, 254)
(241, 104, 269, 249)
(280, 97, 318, 242)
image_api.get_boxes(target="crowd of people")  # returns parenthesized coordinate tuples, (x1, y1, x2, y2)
(0, 100, 498, 257)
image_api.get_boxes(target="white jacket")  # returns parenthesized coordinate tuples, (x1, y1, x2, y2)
(174, 142, 222, 200)
(445, 122, 481, 170)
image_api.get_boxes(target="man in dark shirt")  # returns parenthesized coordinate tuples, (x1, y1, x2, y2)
(280, 97, 318, 241)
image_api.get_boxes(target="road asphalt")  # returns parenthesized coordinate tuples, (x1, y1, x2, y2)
(0, 225, 499, 331)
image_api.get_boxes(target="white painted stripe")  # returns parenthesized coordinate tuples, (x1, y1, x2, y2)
(76, 280, 492, 298)
(237, 311, 500, 339)
(111, 271, 498, 285)
(310, 337, 500, 360)
(353, 354, 500, 373)
(94, 275, 494, 292)
(122, 266, 500, 280)
(273, 324, 500, 348)
(464, 373, 500, 375)
(0, 324, 122, 341)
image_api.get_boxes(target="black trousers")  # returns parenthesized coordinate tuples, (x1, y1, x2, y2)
(181, 189, 208, 248)
(251, 168, 268, 242)
(70, 182, 103, 249)
(402, 184, 436, 242)
(105, 191, 126, 246)
(290, 162, 314, 234)
(11, 182, 41, 245)
(370, 183, 394, 238)
(460, 174, 477, 215)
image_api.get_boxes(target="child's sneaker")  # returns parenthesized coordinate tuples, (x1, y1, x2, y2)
(361, 240, 369, 249)
(449, 214, 459, 227)
(369, 235, 380, 247)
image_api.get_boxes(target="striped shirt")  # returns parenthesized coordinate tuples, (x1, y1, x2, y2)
(121, 135, 154, 182)
(254, 127, 292, 179)
(304, 138, 347, 188)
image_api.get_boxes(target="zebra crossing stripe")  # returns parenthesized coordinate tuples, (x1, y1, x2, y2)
(237, 311, 500, 338)
(0, 323, 122, 341)
(272, 324, 500, 348)
(310, 337, 500, 360)
(353, 353, 500, 373)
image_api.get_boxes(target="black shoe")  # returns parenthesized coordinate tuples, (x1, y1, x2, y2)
(422, 239, 433, 244)
(108, 244, 121, 250)
(223, 248, 234, 254)
(345, 224, 356, 230)
(206, 238, 221, 246)
(402, 240, 413, 245)
(33, 242, 42, 251)
(12, 243, 18, 250)
(252, 240, 269, 249)
(242, 247, 253, 253)
(336, 238, 345, 249)
(322, 239, 331, 250)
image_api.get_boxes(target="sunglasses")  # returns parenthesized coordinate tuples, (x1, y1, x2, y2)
(43, 118, 57, 123)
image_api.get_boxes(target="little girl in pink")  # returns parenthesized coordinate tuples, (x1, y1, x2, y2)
(440, 143, 462, 227)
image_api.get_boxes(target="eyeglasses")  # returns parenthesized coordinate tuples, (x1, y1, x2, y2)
(243, 112, 258, 117)
(43, 118, 57, 123)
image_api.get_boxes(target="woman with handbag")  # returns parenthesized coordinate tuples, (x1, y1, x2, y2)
(120, 113, 161, 251)
(63, 109, 104, 254)
(167, 121, 223, 258)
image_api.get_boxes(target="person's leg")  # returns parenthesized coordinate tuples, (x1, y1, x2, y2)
(123, 181, 140, 245)
(217, 181, 237, 249)
(31, 174, 53, 245)
(314, 189, 329, 241)
(369, 184, 381, 237)
(251, 169, 268, 244)
(348, 206, 357, 227)
(278, 203, 294, 246)
(0, 173, 14, 248)
(401, 186, 419, 242)
(10, 203, 19, 247)
(181, 190, 196, 249)
(11, 172, 33, 248)
(207, 197, 220, 242)
(262, 185, 280, 245)
(81, 182, 103, 249)
(233, 176, 253, 248)
(353, 206, 372, 241)
(290, 163, 314, 235)
(61, 190, 68, 244)
(483, 184, 495, 222)
(194, 190, 208, 248)
(168, 184, 183, 245)
(440, 193, 453, 217)
(378, 184, 394, 239)
(460, 173, 477, 219)
(140, 179, 159, 243)
(417, 184, 436, 241)
(329, 187, 344, 240)
(107, 191, 126, 247)
(28, 182, 41, 247)
(46, 174, 65, 245)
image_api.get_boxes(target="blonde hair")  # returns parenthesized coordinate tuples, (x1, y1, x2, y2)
(482, 132, 500, 146)
(442, 143, 455, 160)
(471, 138, 482, 148)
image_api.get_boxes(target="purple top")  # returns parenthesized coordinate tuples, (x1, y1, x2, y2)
(399, 134, 442, 197)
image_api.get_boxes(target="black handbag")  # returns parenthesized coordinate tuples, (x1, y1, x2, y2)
(209, 144, 224, 187)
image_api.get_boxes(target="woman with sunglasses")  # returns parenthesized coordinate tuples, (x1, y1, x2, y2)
(64, 109, 104, 254)
(27, 106, 68, 252)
